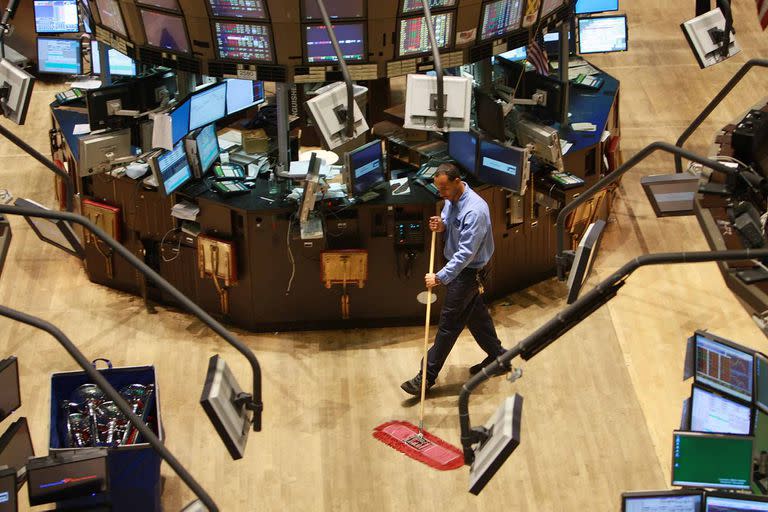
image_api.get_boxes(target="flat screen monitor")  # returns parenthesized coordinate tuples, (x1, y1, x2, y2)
(704, 493, 768, 511)
(13, 198, 84, 257)
(575, 0, 619, 15)
(36, 38, 82, 75)
(302, 0, 364, 20)
(189, 82, 227, 131)
(566, 219, 606, 304)
(671, 431, 753, 490)
(0, 59, 35, 126)
(91, 41, 136, 76)
(27, 450, 108, 506)
(152, 140, 192, 196)
(401, 0, 457, 14)
(140, 9, 190, 54)
(479, 0, 525, 41)
(0, 467, 17, 512)
(170, 99, 191, 145)
(0, 358, 20, 423)
(225, 79, 264, 115)
(694, 331, 754, 403)
(621, 491, 703, 512)
(208, 0, 268, 20)
(136, 0, 180, 12)
(477, 139, 527, 193)
(447, 131, 478, 175)
(304, 23, 365, 64)
(93, 0, 127, 37)
(521, 71, 566, 123)
(196, 124, 220, 175)
(690, 384, 752, 435)
(34, 0, 79, 33)
(346, 139, 385, 196)
(475, 89, 506, 141)
(578, 14, 628, 54)
(497, 46, 526, 62)
(543, 30, 576, 58)
(214, 22, 274, 62)
(0, 418, 34, 484)
(86, 82, 137, 130)
(757, 353, 768, 413)
(754, 409, 768, 492)
(397, 12, 453, 57)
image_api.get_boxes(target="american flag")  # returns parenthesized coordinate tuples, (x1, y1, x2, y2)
(527, 40, 549, 76)
(759, 0, 768, 30)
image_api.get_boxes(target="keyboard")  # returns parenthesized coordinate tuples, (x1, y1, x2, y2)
(181, 179, 211, 198)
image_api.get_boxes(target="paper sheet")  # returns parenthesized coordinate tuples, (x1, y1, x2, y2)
(73, 124, 91, 135)
(151, 112, 173, 151)
(69, 79, 102, 90)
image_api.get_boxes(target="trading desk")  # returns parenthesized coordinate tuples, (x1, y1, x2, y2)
(49, 73, 620, 332)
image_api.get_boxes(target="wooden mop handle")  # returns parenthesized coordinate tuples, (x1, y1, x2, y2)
(418, 229, 437, 433)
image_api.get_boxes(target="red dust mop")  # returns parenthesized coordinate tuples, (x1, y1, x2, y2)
(373, 230, 464, 471)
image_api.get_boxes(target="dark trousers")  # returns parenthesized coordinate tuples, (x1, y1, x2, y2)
(696, 0, 711, 16)
(425, 268, 505, 383)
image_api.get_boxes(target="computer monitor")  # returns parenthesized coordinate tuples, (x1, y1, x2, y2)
(305, 82, 368, 150)
(33, 0, 79, 33)
(403, 74, 472, 132)
(196, 124, 220, 176)
(150, 140, 193, 196)
(477, 139, 530, 194)
(93, 0, 127, 37)
(478, 0, 524, 41)
(757, 353, 768, 413)
(541, 0, 566, 17)
(447, 131, 478, 175)
(577, 14, 628, 54)
(0, 215, 10, 279)
(214, 22, 274, 62)
(189, 82, 226, 131)
(225, 79, 264, 115)
(91, 41, 136, 77)
(36, 38, 82, 75)
(0, 418, 34, 485)
(754, 409, 768, 493)
(565, 219, 606, 304)
(0, 358, 20, 423)
(521, 71, 566, 123)
(694, 331, 754, 403)
(671, 431, 753, 490)
(681, 8, 740, 69)
(621, 491, 703, 512)
(136, 70, 177, 111)
(543, 30, 576, 58)
(86, 82, 137, 131)
(136, 0, 180, 12)
(475, 89, 506, 141)
(0, 466, 17, 512)
(207, 0, 268, 19)
(139, 9, 190, 54)
(302, 0, 364, 20)
(705, 493, 768, 511)
(170, 98, 191, 145)
(575, 0, 619, 15)
(690, 384, 752, 435)
(345, 139, 385, 196)
(396, 12, 454, 57)
(27, 450, 108, 506)
(13, 198, 84, 257)
(0, 59, 34, 126)
(304, 22, 366, 64)
(400, 0, 456, 14)
(497, 46, 526, 62)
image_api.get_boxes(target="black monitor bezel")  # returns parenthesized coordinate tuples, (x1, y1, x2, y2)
(33, 0, 80, 34)
(90, 40, 137, 77)
(447, 129, 480, 175)
(135, 0, 181, 14)
(205, 0, 270, 21)
(301, 21, 368, 65)
(398, 0, 457, 16)
(693, 330, 755, 403)
(577, 13, 629, 55)
(211, 20, 276, 64)
(85, 81, 136, 131)
(194, 123, 221, 176)
(521, 70, 567, 123)
(474, 88, 506, 142)
(0, 418, 34, 487)
(36, 36, 83, 76)
(0, 357, 20, 423)
(300, 0, 366, 21)
(476, 0, 525, 43)
(137, 7, 193, 56)
(91, 0, 128, 39)
(0, 466, 17, 511)
(13, 198, 84, 258)
(150, 140, 193, 197)
(756, 352, 768, 414)
(574, 0, 620, 15)
(476, 137, 527, 193)
(688, 382, 754, 436)
(620, 489, 704, 512)
(347, 139, 386, 196)
(670, 430, 754, 490)
(395, 10, 455, 59)
(26, 450, 108, 506)
(188, 81, 228, 132)
(704, 491, 768, 507)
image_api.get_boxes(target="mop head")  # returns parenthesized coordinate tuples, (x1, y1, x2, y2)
(373, 421, 464, 470)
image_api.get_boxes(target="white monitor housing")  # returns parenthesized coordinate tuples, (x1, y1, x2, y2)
(200, 354, 251, 460)
(404, 74, 472, 132)
(0, 59, 34, 125)
(681, 8, 740, 69)
(516, 118, 564, 171)
(305, 83, 369, 150)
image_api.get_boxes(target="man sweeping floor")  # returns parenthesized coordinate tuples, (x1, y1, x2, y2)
(401, 163, 510, 395)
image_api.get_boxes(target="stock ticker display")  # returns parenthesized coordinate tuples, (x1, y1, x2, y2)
(696, 335, 753, 402)
(208, 0, 268, 19)
(397, 12, 453, 57)
(215, 22, 274, 62)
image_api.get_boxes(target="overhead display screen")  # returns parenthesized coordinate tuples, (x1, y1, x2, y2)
(302, 0, 364, 20)
(479, 0, 525, 41)
(397, 12, 453, 57)
(401, 0, 457, 14)
(304, 23, 365, 63)
(140, 9, 191, 54)
(215, 22, 274, 62)
(93, 0, 127, 37)
(208, 0, 268, 20)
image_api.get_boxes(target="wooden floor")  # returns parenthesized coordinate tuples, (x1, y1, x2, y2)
(2, 2, 768, 511)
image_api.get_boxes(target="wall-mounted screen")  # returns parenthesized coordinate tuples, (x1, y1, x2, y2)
(140, 9, 191, 54)
(214, 22, 274, 62)
(479, 0, 525, 42)
(304, 23, 365, 63)
(37, 37, 82, 75)
(136, 0, 180, 12)
(302, 0, 364, 20)
(93, 0, 127, 37)
(208, 0, 268, 20)
(34, 0, 79, 33)
(397, 12, 453, 57)
(401, 0, 457, 15)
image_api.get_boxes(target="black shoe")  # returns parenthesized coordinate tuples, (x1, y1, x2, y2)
(469, 356, 510, 377)
(400, 373, 434, 396)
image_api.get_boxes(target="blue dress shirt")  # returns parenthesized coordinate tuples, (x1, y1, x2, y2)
(435, 183, 495, 285)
